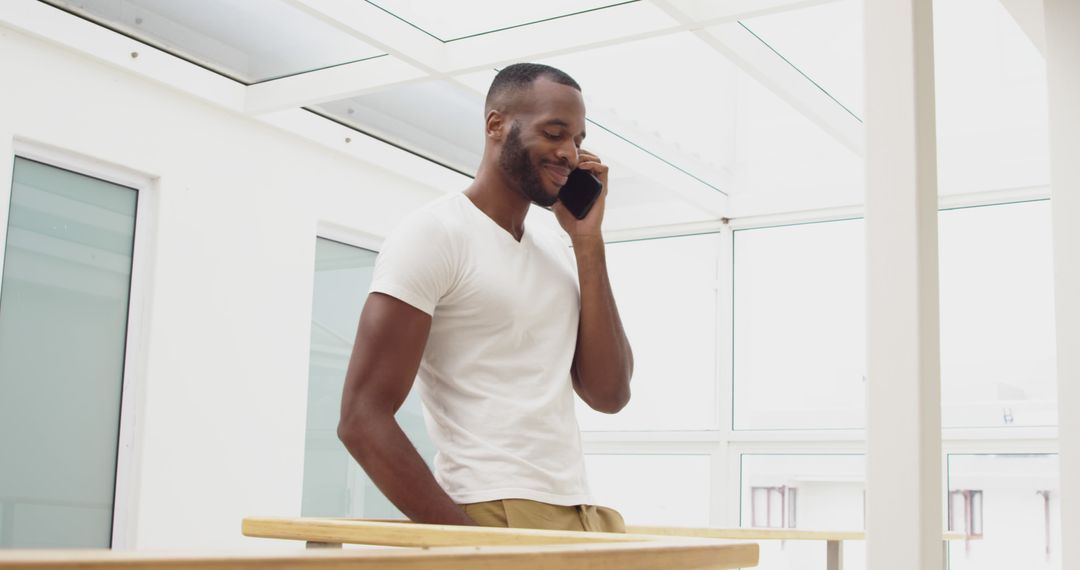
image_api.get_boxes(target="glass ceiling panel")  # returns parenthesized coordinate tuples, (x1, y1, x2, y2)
(738, 0, 863, 118)
(42, 0, 385, 84)
(539, 31, 861, 216)
(538, 32, 738, 193)
(739, 0, 1049, 200)
(727, 53, 863, 216)
(368, 0, 633, 42)
(313, 80, 485, 175)
(933, 0, 1049, 195)
(314, 72, 723, 230)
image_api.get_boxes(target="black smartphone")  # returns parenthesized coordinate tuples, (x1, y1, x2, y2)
(558, 169, 602, 220)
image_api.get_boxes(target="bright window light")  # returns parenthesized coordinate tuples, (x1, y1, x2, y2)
(577, 234, 721, 431)
(733, 201, 1056, 430)
(733, 219, 866, 431)
(939, 201, 1056, 428)
(933, 0, 1050, 194)
(741, 454, 866, 569)
(947, 454, 1060, 569)
(586, 454, 711, 526)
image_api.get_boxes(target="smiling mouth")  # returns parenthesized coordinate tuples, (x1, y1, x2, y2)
(543, 164, 570, 187)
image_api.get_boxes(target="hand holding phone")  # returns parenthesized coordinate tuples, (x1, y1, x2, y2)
(558, 169, 603, 220)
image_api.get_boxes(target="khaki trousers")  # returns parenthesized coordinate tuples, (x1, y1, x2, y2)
(461, 498, 626, 533)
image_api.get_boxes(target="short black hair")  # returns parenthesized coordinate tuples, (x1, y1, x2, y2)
(485, 63, 581, 113)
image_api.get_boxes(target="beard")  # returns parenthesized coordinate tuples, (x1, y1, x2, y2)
(498, 122, 557, 208)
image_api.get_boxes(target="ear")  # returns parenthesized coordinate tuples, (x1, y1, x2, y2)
(485, 109, 507, 142)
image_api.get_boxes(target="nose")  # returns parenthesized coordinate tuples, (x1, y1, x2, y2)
(555, 140, 578, 168)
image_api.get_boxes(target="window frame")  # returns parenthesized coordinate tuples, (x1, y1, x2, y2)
(581, 194, 1058, 539)
(4, 139, 158, 549)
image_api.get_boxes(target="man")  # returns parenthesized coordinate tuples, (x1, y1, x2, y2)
(337, 63, 633, 532)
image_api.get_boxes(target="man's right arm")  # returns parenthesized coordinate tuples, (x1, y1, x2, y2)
(337, 292, 474, 525)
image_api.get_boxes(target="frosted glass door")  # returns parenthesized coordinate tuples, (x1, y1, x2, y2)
(302, 238, 434, 518)
(0, 157, 137, 548)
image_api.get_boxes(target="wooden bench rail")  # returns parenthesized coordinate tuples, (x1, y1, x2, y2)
(0, 541, 759, 570)
(241, 517, 970, 570)
(624, 525, 972, 570)
(626, 525, 972, 542)
(242, 517, 658, 547)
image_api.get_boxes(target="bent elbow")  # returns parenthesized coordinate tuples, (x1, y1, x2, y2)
(337, 420, 360, 449)
(337, 411, 375, 451)
(592, 385, 631, 414)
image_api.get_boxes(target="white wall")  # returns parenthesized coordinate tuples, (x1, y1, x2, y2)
(0, 24, 449, 549)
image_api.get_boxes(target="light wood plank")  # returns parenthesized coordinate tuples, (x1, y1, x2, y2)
(0, 541, 759, 570)
(243, 517, 667, 547)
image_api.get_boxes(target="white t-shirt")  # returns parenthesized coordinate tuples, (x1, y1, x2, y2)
(369, 192, 592, 506)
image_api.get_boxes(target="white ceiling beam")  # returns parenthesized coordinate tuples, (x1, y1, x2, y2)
(998, 0, 1046, 55)
(245, 56, 428, 115)
(0, 0, 244, 112)
(654, 0, 864, 155)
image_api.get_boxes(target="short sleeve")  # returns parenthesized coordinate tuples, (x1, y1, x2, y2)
(369, 209, 458, 316)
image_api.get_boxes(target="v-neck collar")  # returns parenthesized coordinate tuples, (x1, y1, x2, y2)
(459, 192, 530, 246)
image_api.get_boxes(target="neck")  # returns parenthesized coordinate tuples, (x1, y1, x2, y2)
(464, 162, 532, 241)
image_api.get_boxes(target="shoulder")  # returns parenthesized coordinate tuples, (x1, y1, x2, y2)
(370, 194, 470, 314)
(384, 194, 472, 247)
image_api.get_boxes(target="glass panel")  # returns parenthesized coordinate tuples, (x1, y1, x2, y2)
(42, 0, 384, 84)
(369, 0, 628, 41)
(541, 30, 861, 216)
(720, 50, 863, 216)
(947, 454, 1060, 569)
(0, 157, 137, 548)
(939, 201, 1056, 427)
(734, 201, 1056, 430)
(314, 80, 485, 174)
(577, 234, 720, 431)
(933, 0, 1050, 195)
(585, 454, 710, 526)
(538, 32, 743, 193)
(728, 0, 1046, 211)
(733, 219, 866, 430)
(739, 0, 863, 117)
(741, 454, 866, 570)
(301, 238, 435, 518)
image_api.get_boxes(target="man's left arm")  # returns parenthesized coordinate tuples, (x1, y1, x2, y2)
(553, 149, 633, 413)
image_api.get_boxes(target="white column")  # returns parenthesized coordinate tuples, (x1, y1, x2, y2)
(1045, 1, 1080, 568)
(864, 1, 943, 570)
